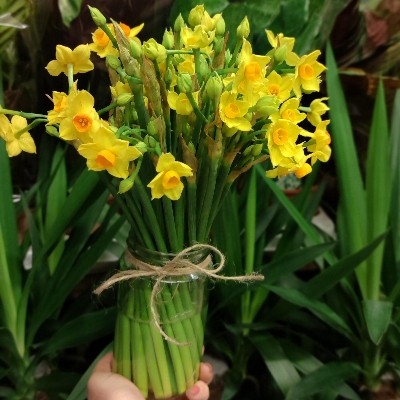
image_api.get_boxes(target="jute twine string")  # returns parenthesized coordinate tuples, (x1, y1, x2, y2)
(94, 243, 264, 345)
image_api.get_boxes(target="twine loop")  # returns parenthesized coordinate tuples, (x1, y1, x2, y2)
(94, 243, 264, 345)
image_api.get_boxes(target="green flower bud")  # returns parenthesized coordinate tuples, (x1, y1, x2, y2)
(116, 93, 134, 106)
(143, 38, 167, 64)
(252, 143, 264, 156)
(174, 14, 185, 33)
(188, 5, 204, 27)
(198, 55, 209, 80)
(162, 29, 174, 50)
(222, 125, 237, 138)
(134, 141, 147, 154)
(237, 16, 250, 39)
(205, 75, 223, 103)
(243, 145, 253, 157)
(273, 44, 287, 64)
(215, 15, 226, 37)
(129, 38, 142, 59)
(46, 125, 59, 137)
(118, 178, 134, 194)
(106, 55, 121, 70)
(88, 6, 107, 27)
(144, 135, 158, 148)
(177, 73, 192, 93)
(213, 36, 224, 54)
(255, 95, 280, 117)
(147, 119, 159, 136)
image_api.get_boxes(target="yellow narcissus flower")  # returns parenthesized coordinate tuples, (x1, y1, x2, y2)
(90, 22, 144, 58)
(307, 97, 329, 127)
(266, 119, 302, 167)
(266, 146, 312, 179)
(147, 153, 193, 200)
(167, 91, 199, 116)
(266, 30, 298, 65)
(263, 70, 293, 103)
(143, 38, 167, 64)
(78, 125, 141, 178)
(47, 91, 68, 125)
(110, 81, 132, 99)
(219, 91, 252, 132)
(59, 90, 100, 143)
(270, 98, 306, 124)
(0, 115, 36, 157)
(306, 120, 332, 164)
(292, 50, 326, 96)
(181, 25, 215, 49)
(175, 54, 196, 75)
(45, 45, 94, 76)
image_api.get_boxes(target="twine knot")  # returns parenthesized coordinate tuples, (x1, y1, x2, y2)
(94, 243, 264, 345)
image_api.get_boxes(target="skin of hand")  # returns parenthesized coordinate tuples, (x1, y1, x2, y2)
(87, 352, 214, 400)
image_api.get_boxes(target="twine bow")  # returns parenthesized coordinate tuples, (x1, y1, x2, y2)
(94, 243, 264, 345)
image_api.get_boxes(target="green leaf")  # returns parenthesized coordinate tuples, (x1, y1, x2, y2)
(57, 0, 82, 27)
(265, 284, 354, 339)
(285, 362, 360, 400)
(251, 334, 301, 395)
(363, 300, 393, 345)
(66, 343, 113, 400)
(42, 308, 115, 355)
(326, 42, 367, 295)
(365, 79, 390, 300)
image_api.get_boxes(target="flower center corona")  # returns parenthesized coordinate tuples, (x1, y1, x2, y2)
(225, 103, 240, 119)
(245, 62, 262, 81)
(96, 150, 116, 168)
(162, 170, 180, 189)
(268, 84, 280, 95)
(282, 109, 295, 121)
(73, 114, 92, 132)
(299, 64, 314, 80)
(94, 30, 109, 47)
(273, 128, 288, 145)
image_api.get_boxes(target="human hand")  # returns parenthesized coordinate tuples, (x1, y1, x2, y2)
(87, 352, 214, 400)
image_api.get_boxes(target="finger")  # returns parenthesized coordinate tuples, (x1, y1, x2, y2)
(186, 381, 209, 400)
(92, 352, 113, 373)
(199, 362, 214, 385)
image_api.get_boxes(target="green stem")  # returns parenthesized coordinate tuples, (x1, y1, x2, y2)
(130, 82, 149, 131)
(174, 193, 185, 249)
(134, 177, 167, 252)
(67, 63, 74, 91)
(187, 182, 197, 245)
(187, 92, 207, 124)
(138, 290, 165, 398)
(161, 286, 195, 388)
(131, 287, 148, 396)
(197, 155, 220, 242)
(98, 102, 119, 116)
(0, 109, 47, 119)
(143, 286, 173, 397)
(162, 197, 179, 252)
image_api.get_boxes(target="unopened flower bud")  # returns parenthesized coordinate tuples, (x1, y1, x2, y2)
(88, 6, 107, 27)
(147, 119, 159, 136)
(174, 14, 185, 33)
(143, 39, 167, 64)
(130, 38, 142, 59)
(134, 141, 147, 154)
(188, 5, 204, 27)
(237, 17, 250, 39)
(46, 125, 59, 136)
(177, 73, 192, 93)
(213, 36, 224, 54)
(198, 55, 209, 79)
(243, 145, 253, 157)
(106, 55, 121, 70)
(162, 29, 174, 50)
(144, 135, 158, 148)
(252, 143, 264, 156)
(214, 15, 225, 37)
(273, 44, 287, 64)
(116, 93, 133, 106)
(118, 178, 134, 194)
(255, 95, 279, 117)
(205, 75, 223, 103)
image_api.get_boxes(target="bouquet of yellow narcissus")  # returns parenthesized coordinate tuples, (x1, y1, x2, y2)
(0, 4, 331, 399)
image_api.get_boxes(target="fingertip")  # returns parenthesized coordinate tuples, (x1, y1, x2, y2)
(186, 381, 209, 400)
(199, 362, 214, 385)
(93, 352, 113, 373)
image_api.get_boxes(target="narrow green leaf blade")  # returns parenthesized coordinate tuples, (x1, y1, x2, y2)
(363, 300, 393, 345)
